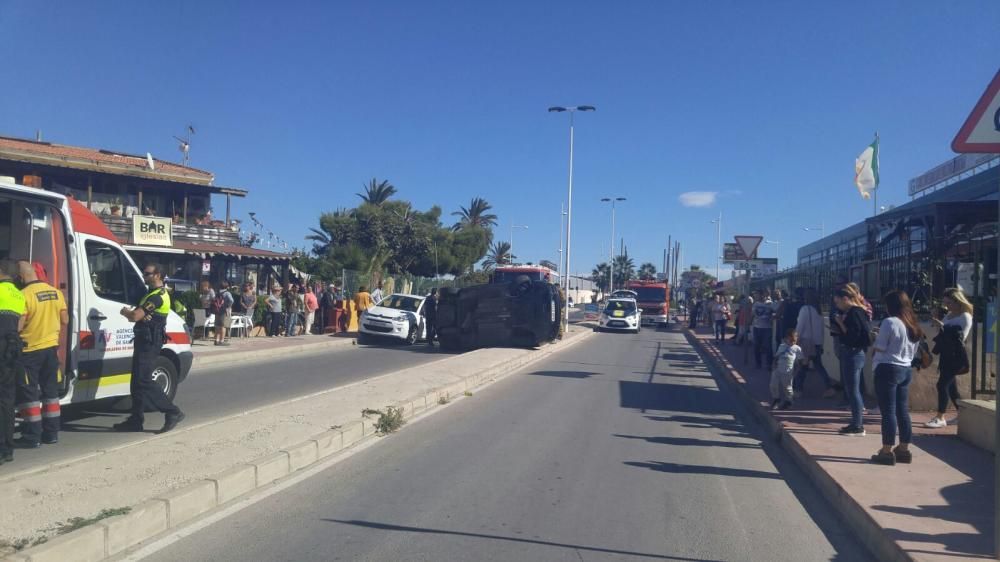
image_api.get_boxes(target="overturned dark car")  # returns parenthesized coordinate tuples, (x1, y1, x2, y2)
(435, 276, 563, 351)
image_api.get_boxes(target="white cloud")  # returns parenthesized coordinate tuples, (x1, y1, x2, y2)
(678, 191, 718, 208)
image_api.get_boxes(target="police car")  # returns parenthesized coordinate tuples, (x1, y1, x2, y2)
(598, 297, 641, 334)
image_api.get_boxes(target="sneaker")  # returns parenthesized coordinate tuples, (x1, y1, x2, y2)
(13, 438, 39, 449)
(41, 435, 58, 445)
(893, 447, 912, 464)
(924, 417, 947, 429)
(871, 450, 896, 465)
(838, 425, 866, 436)
(113, 419, 144, 432)
(159, 411, 186, 434)
(822, 388, 837, 399)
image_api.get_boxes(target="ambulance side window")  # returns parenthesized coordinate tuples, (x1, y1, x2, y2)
(85, 241, 144, 305)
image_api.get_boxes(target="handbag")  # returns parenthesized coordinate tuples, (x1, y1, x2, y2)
(912, 339, 932, 370)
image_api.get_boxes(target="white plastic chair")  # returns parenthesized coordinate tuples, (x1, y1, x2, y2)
(192, 309, 209, 340)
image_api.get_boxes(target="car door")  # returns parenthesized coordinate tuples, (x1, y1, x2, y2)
(76, 236, 149, 401)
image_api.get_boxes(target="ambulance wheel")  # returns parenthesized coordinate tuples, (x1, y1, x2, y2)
(152, 356, 179, 401)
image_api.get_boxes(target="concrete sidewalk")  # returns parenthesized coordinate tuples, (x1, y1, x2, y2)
(689, 327, 994, 562)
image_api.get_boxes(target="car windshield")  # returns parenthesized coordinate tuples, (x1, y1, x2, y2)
(604, 300, 636, 314)
(380, 295, 422, 312)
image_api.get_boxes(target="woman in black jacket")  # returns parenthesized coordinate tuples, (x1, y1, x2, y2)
(831, 285, 872, 436)
(926, 288, 974, 429)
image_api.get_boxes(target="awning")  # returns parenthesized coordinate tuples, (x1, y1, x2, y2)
(124, 240, 290, 262)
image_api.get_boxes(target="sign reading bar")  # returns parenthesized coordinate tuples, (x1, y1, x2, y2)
(132, 215, 172, 247)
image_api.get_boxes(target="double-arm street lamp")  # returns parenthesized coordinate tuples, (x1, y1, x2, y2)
(600, 197, 626, 295)
(549, 105, 596, 321)
(803, 221, 825, 239)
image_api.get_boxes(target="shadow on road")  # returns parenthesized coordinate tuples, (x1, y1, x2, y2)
(623, 460, 783, 480)
(527, 370, 600, 379)
(322, 519, 722, 561)
(613, 433, 761, 450)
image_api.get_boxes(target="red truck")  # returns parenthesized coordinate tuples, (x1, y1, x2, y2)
(625, 280, 670, 327)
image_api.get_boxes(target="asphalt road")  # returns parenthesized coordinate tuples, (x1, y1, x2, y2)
(6, 339, 448, 475)
(143, 327, 872, 561)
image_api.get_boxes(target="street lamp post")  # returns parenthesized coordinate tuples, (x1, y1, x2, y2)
(803, 221, 825, 239)
(509, 223, 528, 265)
(558, 203, 566, 274)
(549, 105, 595, 323)
(710, 213, 722, 280)
(600, 197, 626, 295)
(764, 239, 780, 267)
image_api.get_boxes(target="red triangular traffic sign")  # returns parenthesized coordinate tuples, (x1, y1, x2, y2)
(952, 68, 1000, 153)
(734, 235, 763, 260)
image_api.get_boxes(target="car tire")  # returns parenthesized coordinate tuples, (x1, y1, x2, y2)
(405, 324, 418, 345)
(358, 331, 371, 345)
(152, 356, 179, 402)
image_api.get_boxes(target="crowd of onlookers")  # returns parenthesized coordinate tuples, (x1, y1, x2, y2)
(688, 279, 974, 466)
(193, 280, 387, 342)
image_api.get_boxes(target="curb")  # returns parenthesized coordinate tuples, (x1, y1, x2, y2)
(5, 330, 593, 561)
(684, 329, 909, 562)
(192, 336, 356, 369)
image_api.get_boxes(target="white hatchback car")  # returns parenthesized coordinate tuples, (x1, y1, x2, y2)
(598, 298, 641, 334)
(358, 293, 428, 345)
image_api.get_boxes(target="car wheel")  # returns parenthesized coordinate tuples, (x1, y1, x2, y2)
(358, 331, 371, 345)
(152, 356, 179, 402)
(405, 324, 418, 345)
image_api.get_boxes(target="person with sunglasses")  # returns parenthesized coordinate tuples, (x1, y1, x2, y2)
(113, 263, 185, 434)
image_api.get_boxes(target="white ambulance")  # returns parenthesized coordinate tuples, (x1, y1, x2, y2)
(0, 178, 193, 404)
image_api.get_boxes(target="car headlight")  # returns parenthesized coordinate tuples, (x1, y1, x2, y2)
(395, 314, 409, 322)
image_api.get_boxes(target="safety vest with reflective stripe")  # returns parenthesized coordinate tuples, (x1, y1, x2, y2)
(139, 287, 171, 317)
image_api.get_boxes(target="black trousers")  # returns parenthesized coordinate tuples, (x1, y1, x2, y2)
(0, 363, 14, 454)
(269, 312, 284, 337)
(937, 368, 961, 413)
(425, 317, 436, 343)
(16, 347, 61, 442)
(129, 338, 180, 424)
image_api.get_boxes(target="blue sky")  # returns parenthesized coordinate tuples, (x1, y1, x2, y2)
(2, 2, 998, 279)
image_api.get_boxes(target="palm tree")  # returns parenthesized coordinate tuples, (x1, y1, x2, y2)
(482, 241, 512, 270)
(613, 255, 636, 287)
(357, 178, 397, 206)
(304, 227, 331, 255)
(591, 262, 611, 293)
(451, 197, 498, 231)
(638, 262, 657, 280)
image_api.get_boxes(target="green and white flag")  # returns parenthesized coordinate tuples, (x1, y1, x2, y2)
(854, 135, 880, 200)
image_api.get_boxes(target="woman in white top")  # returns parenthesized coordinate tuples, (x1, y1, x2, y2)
(870, 290, 922, 466)
(926, 288, 974, 429)
(793, 288, 835, 397)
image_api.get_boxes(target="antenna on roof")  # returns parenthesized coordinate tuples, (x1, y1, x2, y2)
(174, 123, 195, 166)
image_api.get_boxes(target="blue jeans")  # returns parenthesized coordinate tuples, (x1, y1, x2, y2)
(753, 327, 773, 367)
(794, 345, 833, 391)
(285, 311, 299, 336)
(839, 347, 866, 428)
(875, 363, 913, 446)
(714, 320, 726, 341)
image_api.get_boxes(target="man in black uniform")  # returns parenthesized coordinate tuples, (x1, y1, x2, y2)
(424, 288, 437, 347)
(0, 260, 26, 464)
(113, 263, 185, 434)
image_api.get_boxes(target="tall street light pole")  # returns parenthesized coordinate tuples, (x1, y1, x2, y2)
(710, 213, 722, 280)
(803, 221, 825, 239)
(549, 105, 595, 323)
(601, 197, 626, 295)
(558, 203, 566, 275)
(764, 239, 780, 270)
(509, 223, 528, 265)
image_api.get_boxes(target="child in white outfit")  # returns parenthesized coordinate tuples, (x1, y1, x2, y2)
(771, 328, 805, 410)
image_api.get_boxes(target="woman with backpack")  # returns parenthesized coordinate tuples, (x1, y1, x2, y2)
(926, 288, 974, 429)
(831, 285, 871, 437)
(870, 290, 922, 465)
